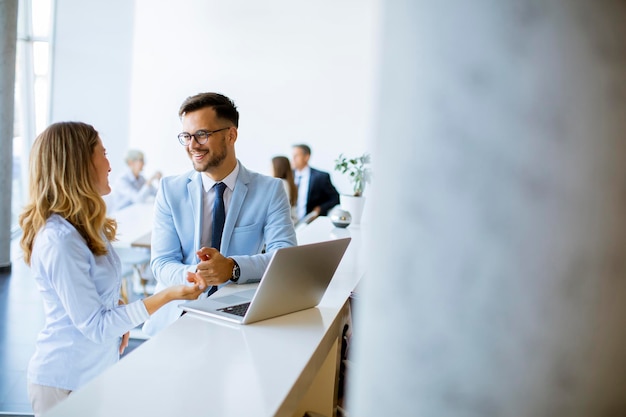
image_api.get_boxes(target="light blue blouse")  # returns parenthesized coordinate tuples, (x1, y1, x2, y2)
(27, 214, 150, 391)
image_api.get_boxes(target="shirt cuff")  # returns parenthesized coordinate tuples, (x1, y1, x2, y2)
(126, 299, 150, 325)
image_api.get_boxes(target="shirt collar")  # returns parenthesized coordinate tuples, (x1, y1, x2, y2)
(201, 161, 240, 193)
(295, 166, 311, 177)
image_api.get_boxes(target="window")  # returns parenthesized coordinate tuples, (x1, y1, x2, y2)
(12, 0, 54, 237)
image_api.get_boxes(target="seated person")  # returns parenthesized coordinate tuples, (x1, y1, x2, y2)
(108, 149, 162, 213)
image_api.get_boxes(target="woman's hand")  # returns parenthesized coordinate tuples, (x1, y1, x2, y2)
(170, 276, 206, 300)
(119, 331, 130, 355)
(142, 276, 206, 315)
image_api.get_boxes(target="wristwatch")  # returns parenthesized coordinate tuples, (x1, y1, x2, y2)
(230, 258, 240, 283)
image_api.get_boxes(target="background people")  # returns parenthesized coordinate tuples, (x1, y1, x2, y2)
(292, 143, 340, 221)
(272, 155, 298, 223)
(108, 149, 162, 213)
(19, 122, 205, 416)
(143, 92, 297, 336)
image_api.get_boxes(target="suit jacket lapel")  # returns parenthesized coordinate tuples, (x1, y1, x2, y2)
(187, 172, 204, 251)
(221, 162, 249, 255)
(309, 168, 319, 193)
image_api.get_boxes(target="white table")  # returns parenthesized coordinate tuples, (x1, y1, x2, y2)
(44, 218, 366, 417)
(109, 203, 155, 301)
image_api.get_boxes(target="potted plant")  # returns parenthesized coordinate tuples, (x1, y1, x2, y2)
(334, 153, 372, 197)
(334, 153, 372, 224)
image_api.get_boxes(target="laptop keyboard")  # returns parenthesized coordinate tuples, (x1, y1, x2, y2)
(217, 302, 251, 317)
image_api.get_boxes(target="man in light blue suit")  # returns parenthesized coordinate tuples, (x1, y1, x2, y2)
(143, 93, 297, 336)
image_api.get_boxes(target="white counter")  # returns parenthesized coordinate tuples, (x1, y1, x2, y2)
(44, 217, 366, 417)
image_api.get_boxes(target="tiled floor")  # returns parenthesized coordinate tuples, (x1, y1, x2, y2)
(0, 240, 146, 414)
(0, 252, 43, 414)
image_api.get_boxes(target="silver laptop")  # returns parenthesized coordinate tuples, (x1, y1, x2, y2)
(179, 237, 351, 324)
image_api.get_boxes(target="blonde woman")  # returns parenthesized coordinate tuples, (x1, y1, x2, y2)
(19, 122, 205, 416)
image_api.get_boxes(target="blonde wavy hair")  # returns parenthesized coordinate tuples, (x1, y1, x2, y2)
(19, 121, 117, 265)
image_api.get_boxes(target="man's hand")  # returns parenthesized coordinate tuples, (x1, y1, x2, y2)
(189, 247, 233, 288)
(149, 171, 163, 185)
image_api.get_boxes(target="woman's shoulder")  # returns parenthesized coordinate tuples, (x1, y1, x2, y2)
(32, 216, 91, 266)
(36, 215, 83, 247)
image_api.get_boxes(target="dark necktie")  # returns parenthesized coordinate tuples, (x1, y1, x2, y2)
(207, 182, 227, 296)
(211, 182, 227, 250)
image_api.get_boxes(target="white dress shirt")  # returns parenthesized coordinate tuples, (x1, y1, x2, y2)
(199, 162, 239, 250)
(294, 166, 311, 220)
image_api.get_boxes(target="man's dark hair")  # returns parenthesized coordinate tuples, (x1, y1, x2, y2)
(293, 144, 311, 156)
(178, 92, 239, 127)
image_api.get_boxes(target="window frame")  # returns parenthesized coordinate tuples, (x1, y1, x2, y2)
(12, 0, 55, 238)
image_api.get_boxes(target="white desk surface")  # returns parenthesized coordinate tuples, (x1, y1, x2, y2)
(44, 217, 366, 417)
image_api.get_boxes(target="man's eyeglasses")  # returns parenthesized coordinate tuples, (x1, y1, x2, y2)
(177, 127, 230, 146)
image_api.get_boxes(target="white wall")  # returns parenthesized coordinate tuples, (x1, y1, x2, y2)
(50, 0, 135, 178)
(50, 0, 380, 196)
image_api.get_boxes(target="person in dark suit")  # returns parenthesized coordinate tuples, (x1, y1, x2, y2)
(292, 144, 340, 222)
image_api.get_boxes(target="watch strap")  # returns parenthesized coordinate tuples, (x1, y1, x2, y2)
(230, 258, 240, 283)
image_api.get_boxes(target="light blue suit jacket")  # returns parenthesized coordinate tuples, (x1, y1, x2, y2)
(142, 162, 297, 335)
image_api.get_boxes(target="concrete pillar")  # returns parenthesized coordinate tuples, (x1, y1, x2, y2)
(0, 0, 19, 271)
(349, 1, 626, 416)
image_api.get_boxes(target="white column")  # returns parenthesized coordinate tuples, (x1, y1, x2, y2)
(0, 0, 19, 271)
(349, 1, 626, 416)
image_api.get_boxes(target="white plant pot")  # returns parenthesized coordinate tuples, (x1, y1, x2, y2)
(340, 195, 365, 225)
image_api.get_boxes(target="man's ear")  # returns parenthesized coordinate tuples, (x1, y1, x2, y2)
(228, 127, 238, 144)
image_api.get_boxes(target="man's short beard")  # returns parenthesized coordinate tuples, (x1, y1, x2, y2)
(191, 139, 227, 172)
